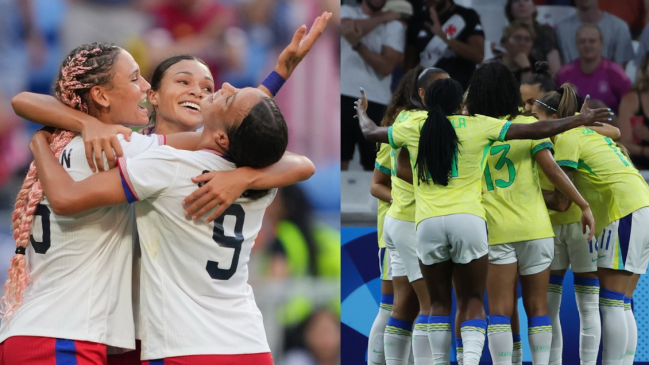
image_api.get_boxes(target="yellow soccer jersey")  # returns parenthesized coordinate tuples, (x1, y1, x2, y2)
(554, 127, 649, 234)
(388, 110, 511, 225)
(387, 148, 416, 222)
(538, 163, 582, 226)
(375, 143, 392, 248)
(481, 115, 555, 245)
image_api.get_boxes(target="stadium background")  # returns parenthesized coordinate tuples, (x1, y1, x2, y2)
(0, 0, 340, 364)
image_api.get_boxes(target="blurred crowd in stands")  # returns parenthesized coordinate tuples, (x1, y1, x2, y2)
(0, 0, 341, 364)
(340, 0, 649, 173)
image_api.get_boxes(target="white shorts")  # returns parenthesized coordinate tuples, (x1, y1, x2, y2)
(488, 238, 554, 276)
(384, 216, 423, 282)
(596, 207, 649, 274)
(417, 214, 488, 265)
(550, 222, 597, 273)
(379, 247, 392, 281)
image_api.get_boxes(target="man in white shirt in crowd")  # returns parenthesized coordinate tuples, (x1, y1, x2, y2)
(340, 0, 405, 171)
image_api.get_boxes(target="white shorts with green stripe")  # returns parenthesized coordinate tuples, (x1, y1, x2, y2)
(488, 238, 553, 276)
(378, 247, 393, 281)
(596, 207, 649, 274)
(550, 222, 597, 273)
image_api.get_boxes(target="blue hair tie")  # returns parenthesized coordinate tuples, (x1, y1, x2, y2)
(261, 71, 286, 97)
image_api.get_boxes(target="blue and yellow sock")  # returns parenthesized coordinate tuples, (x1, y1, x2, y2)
(428, 316, 451, 364)
(461, 319, 487, 365)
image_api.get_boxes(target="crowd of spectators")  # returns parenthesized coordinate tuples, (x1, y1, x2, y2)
(340, 0, 649, 172)
(0, 0, 340, 363)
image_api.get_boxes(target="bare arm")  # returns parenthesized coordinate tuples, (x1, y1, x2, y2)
(183, 152, 316, 221)
(506, 98, 613, 140)
(396, 148, 413, 184)
(355, 89, 390, 142)
(536, 151, 595, 241)
(342, 12, 397, 37)
(370, 167, 392, 203)
(357, 45, 403, 77)
(542, 188, 571, 212)
(30, 132, 127, 216)
(590, 123, 621, 140)
(258, 12, 332, 97)
(12, 92, 133, 172)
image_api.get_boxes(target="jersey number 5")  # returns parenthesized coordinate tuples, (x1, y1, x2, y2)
(31, 204, 51, 254)
(206, 204, 245, 280)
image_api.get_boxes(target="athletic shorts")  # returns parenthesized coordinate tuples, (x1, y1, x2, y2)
(597, 207, 649, 274)
(141, 353, 273, 365)
(550, 222, 597, 273)
(383, 216, 423, 282)
(379, 247, 392, 281)
(0, 336, 107, 365)
(416, 214, 488, 265)
(107, 340, 140, 365)
(488, 238, 554, 276)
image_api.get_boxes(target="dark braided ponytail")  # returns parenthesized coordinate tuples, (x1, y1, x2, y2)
(415, 78, 464, 186)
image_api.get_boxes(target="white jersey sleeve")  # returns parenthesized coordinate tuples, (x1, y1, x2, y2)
(117, 147, 179, 203)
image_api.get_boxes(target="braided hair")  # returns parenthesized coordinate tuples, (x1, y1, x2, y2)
(2, 43, 122, 319)
(415, 78, 464, 185)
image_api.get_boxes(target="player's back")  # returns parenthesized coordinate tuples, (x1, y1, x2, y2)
(0, 133, 162, 349)
(555, 127, 649, 231)
(122, 147, 275, 360)
(481, 115, 554, 245)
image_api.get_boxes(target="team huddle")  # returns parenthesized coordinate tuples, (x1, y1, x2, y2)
(358, 61, 645, 365)
(0, 12, 331, 365)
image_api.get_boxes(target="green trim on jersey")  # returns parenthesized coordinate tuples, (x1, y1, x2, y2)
(556, 160, 578, 169)
(532, 142, 554, 156)
(388, 126, 398, 149)
(375, 161, 391, 176)
(578, 159, 597, 176)
(498, 121, 513, 142)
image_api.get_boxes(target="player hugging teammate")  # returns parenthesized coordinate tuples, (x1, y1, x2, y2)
(356, 60, 644, 365)
(0, 12, 331, 365)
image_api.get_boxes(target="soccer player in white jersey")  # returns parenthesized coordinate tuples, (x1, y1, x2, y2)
(1, 14, 330, 364)
(30, 79, 301, 364)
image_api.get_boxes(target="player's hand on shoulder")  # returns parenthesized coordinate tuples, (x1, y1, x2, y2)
(275, 11, 333, 80)
(81, 119, 133, 172)
(184, 169, 252, 223)
(29, 129, 53, 154)
(579, 95, 614, 127)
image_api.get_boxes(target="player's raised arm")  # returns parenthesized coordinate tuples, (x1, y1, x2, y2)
(355, 88, 390, 143)
(257, 12, 332, 98)
(505, 96, 614, 140)
(30, 130, 127, 216)
(183, 151, 316, 222)
(12, 92, 132, 172)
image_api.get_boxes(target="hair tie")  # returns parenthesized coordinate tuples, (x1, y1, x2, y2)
(556, 88, 565, 96)
(15, 247, 26, 255)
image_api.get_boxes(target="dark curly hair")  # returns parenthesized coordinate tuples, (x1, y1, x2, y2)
(380, 66, 425, 127)
(54, 42, 122, 114)
(466, 61, 522, 119)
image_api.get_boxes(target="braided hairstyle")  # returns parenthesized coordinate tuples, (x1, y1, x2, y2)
(415, 78, 464, 186)
(466, 61, 522, 119)
(2, 43, 122, 318)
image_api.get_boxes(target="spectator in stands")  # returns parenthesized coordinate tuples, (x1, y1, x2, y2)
(340, 0, 405, 171)
(599, 0, 646, 38)
(145, 0, 239, 86)
(283, 309, 340, 365)
(490, 20, 537, 84)
(618, 53, 649, 169)
(555, 23, 632, 113)
(505, 0, 561, 74)
(635, 22, 649, 67)
(405, 0, 484, 90)
(555, 0, 634, 66)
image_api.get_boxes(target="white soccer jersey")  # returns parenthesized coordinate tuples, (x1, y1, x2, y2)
(117, 146, 276, 360)
(0, 133, 165, 349)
